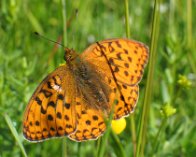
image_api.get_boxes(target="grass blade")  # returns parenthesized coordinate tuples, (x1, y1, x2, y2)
(4, 113, 28, 157)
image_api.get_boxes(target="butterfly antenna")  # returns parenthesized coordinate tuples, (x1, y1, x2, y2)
(34, 32, 66, 48)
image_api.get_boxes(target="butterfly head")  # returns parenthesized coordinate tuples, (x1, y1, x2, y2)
(64, 48, 78, 62)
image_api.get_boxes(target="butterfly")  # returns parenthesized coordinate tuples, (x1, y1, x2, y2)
(23, 38, 148, 142)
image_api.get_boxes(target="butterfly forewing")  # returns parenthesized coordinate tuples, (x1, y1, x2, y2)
(81, 39, 148, 119)
(23, 65, 77, 141)
(81, 39, 148, 85)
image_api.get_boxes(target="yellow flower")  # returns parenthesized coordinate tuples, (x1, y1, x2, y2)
(160, 103, 176, 118)
(111, 118, 126, 134)
(177, 74, 192, 89)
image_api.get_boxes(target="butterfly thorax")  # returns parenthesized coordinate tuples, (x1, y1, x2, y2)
(65, 49, 111, 114)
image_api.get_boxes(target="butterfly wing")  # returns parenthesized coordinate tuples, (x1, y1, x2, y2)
(81, 38, 148, 85)
(68, 99, 106, 141)
(23, 65, 77, 141)
(80, 38, 148, 119)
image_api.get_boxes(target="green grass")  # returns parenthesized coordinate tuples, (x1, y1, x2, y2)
(0, 0, 195, 157)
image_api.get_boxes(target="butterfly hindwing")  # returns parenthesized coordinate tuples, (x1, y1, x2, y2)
(69, 103, 106, 141)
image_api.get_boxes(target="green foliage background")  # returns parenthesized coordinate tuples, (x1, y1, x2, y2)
(0, 0, 195, 157)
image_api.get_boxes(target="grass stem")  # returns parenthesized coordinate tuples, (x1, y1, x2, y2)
(136, 0, 160, 156)
(61, 0, 68, 157)
(124, 1, 137, 156)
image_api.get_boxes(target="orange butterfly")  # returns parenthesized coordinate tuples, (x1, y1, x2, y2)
(23, 38, 148, 142)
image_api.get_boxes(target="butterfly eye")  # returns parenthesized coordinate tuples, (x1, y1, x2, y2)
(67, 54, 72, 60)
(64, 48, 78, 61)
(64, 49, 72, 61)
